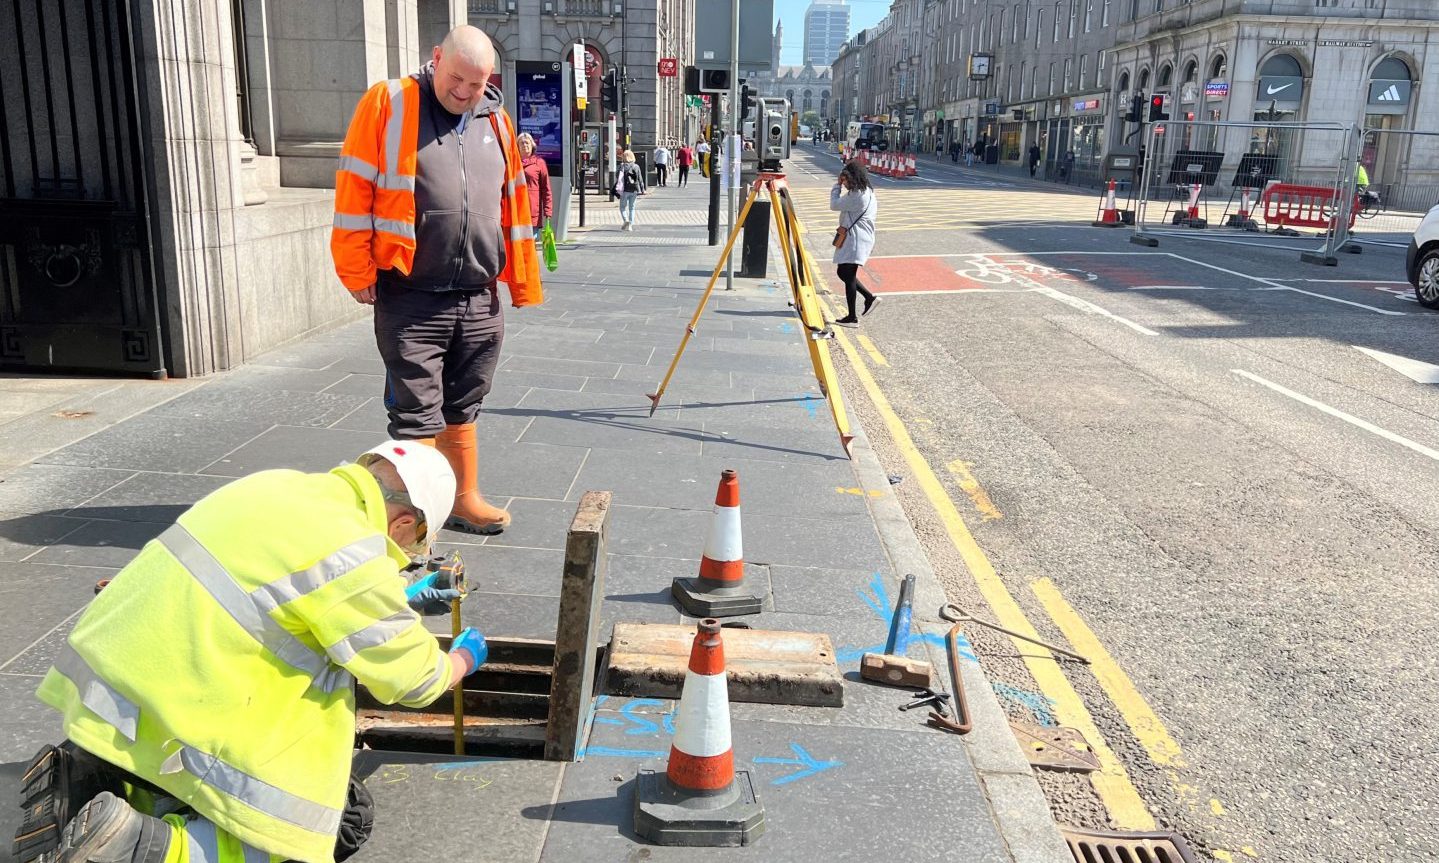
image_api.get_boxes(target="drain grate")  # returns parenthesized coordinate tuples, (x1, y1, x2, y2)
(1060, 826, 1200, 863)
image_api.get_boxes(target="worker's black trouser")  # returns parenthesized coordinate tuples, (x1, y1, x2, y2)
(374, 281, 504, 439)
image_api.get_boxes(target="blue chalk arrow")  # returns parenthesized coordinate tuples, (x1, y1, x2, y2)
(753, 743, 843, 786)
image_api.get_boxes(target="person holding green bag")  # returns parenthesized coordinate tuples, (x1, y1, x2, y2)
(517, 133, 557, 271)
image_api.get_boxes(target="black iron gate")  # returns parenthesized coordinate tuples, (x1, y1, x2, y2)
(0, 0, 167, 377)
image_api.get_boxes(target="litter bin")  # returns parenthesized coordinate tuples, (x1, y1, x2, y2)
(740, 200, 770, 278)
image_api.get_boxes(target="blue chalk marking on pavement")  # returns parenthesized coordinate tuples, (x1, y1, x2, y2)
(841, 573, 978, 662)
(797, 395, 820, 419)
(589, 694, 624, 726)
(580, 746, 666, 759)
(778, 322, 795, 334)
(753, 743, 843, 786)
(991, 682, 1058, 727)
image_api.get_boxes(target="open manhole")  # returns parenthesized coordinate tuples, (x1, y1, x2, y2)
(1061, 826, 1200, 863)
(356, 636, 603, 758)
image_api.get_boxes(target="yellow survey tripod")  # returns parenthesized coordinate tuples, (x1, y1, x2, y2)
(647, 171, 855, 457)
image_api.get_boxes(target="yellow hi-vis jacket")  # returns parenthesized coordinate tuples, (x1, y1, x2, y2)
(330, 74, 544, 307)
(37, 464, 453, 863)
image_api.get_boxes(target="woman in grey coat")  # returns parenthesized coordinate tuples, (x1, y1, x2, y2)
(830, 161, 879, 326)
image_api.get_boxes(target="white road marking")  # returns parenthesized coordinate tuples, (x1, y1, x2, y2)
(1354, 346, 1439, 384)
(1033, 287, 1160, 336)
(1233, 369, 1439, 462)
(1160, 253, 1405, 316)
(1129, 285, 1214, 290)
(1281, 279, 1410, 285)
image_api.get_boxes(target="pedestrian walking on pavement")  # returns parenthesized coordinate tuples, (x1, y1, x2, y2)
(696, 138, 711, 178)
(518, 133, 552, 237)
(616, 149, 646, 230)
(331, 25, 543, 536)
(1028, 143, 1041, 178)
(14, 442, 489, 863)
(971, 136, 986, 166)
(830, 161, 879, 327)
(653, 141, 671, 187)
(676, 142, 693, 187)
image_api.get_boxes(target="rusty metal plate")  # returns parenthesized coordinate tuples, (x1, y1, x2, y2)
(1059, 825, 1200, 863)
(606, 623, 844, 707)
(1009, 720, 1101, 773)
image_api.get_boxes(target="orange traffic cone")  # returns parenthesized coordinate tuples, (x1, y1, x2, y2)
(634, 620, 766, 846)
(1092, 179, 1123, 227)
(672, 470, 764, 617)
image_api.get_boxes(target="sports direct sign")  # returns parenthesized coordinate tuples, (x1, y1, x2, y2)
(1205, 80, 1229, 99)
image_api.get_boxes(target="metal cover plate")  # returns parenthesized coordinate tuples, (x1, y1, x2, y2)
(607, 623, 843, 707)
(1009, 720, 1101, 773)
(1060, 825, 1200, 863)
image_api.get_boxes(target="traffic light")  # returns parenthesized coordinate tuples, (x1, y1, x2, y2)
(1148, 93, 1169, 122)
(1125, 93, 1144, 124)
(740, 84, 755, 117)
(602, 68, 621, 113)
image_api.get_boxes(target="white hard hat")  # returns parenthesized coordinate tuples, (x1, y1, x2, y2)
(357, 441, 456, 554)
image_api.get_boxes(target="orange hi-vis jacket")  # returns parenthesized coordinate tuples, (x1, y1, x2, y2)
(331, 77, 543, 307)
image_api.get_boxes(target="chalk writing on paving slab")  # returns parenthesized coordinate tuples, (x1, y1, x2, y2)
(377, 763, 494, 790)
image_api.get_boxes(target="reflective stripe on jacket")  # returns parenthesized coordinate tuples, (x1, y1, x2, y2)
(37, 464, 451, 863)
(331, 76, 543, 307)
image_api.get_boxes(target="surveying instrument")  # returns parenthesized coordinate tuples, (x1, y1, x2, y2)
(646, 97, 855, 457)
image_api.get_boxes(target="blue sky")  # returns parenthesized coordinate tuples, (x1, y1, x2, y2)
(772, 0, 888, 66)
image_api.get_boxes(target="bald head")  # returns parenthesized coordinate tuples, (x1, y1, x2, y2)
(432, 26, 496, 114)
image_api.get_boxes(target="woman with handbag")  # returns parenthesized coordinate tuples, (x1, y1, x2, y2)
(830, 161, 879, 326)
(518, 133, 552, 238)
(615, 149, 646, 231)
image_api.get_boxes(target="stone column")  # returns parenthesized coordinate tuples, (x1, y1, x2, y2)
(418, 0, 466, 51)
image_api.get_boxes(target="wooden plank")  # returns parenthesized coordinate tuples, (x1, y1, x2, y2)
(606, 623, 844, 707)
(545, 491, 611, 761)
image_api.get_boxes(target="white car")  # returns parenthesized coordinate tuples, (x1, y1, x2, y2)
(1407, 204, 1439, 309)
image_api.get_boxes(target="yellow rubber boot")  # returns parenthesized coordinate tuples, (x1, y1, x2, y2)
(435, 423, 511, 535)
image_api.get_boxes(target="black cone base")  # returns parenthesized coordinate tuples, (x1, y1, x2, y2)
(633, 768, 765, 847)
(671, 577, 763, 617)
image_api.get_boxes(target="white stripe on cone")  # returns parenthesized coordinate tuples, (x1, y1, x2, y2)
(672, 669, 732, 758)
(703, 505, 743, 563)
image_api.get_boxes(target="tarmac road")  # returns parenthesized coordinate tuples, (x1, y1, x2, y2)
(786, 144, 1439, 862)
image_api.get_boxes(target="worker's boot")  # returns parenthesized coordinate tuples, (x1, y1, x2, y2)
(49, 791, 169, 863)
(434, 423, 510, 535)
(12, 744, 122, 863)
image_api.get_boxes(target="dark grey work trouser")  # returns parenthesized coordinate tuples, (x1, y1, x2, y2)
(374, 281, 504, 438)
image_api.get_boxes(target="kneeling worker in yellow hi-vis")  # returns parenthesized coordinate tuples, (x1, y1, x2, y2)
(12, 441, 489, 863)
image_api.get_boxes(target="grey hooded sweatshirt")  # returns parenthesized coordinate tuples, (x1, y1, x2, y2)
(382, 63, 509, 292)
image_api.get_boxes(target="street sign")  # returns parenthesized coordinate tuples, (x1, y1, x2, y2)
(571, 44, 588, 100)
(658, 57, 678, 77)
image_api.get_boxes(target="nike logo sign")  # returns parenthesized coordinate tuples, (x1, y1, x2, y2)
(1266, 83, 1295, 95)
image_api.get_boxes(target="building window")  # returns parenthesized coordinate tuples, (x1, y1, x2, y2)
(1036, 9, 1045, 47)
(1102, 0, 1111, 26)
(1068, 1, 1077, 37)
(1117, 70, 1130, 94)
(1053, 3, 1061, 42)
(1158, 63, 1172, 88)
(1049, 62, 1056, 94)
(1079, 55, 1087, 89)
(1210, 53, 1227, 80)
(1084, 0, 1093, 32)
(1138, 67, 1150, 91)
(1064, 58, 1072, 90)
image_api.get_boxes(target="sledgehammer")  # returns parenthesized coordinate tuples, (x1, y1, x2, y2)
(860, 574, 933, 688)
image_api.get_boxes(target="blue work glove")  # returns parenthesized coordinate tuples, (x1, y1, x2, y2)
(405, 573, 464, 616)
(450, 627, 488, 675)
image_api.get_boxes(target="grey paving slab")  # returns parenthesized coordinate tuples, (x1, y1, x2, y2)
(743, 511, 889, 572)
(635, 317, 734, 333)
(319, 373, 385, 396)
(565, 451, 728, 511)
(699, 420, 846, 465)
(595, 330, 710, 353)
(600, 554, 687, 633)
(518, 415, 704, 457)
(577, 376, 736, 401)
(605, 505, 712, 560)
(208, 363, 355, 393)
(767, 564, 890, 619)
(505, 337, 656, 366)
(476, 442, 588, 500)
(709, 335, 803, 357)
(0, 512, 89, 562)
(648, 347, 803, 375)
(0, 465, 134, 515)
(677, 391, 837, 429)
(201, 425, 387, 476)
(0, 675, 60, 762)
(492, 370, 588, 392)
(71, 473, 232, 522)
(447, 545, 565, 596)
(348, 751, 561, 863)
(149, 387, 367, 429)
(480, 498, 576, 551)
(498, 355, 622, 379)
(981, 772, 1077, 863)
(513, 387, 679, 421)
(509, 324, 606, 343)
(540, 719, 1009, 862)
(327, 354, 388, 376)
(0, 563, 101, 666)
(427, 591, 559, 641)
(39, 415, 274, 474)
(28, 519, 165, 569)
(613, 362, 735, 391)
(1, 612, 78, 675)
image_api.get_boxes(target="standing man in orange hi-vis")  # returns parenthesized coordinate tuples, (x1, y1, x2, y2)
(331, 25, 543, 536)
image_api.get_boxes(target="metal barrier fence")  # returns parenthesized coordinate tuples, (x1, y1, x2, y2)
(1350, 127, 1439, 249)
(1131, 120, 1361, 265)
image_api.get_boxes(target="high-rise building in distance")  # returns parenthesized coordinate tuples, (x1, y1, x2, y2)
(803, 0, 850, 67)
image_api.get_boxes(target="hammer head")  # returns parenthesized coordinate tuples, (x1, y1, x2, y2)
(859, 652, 932, 688)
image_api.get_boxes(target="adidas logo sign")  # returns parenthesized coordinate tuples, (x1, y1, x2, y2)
(1377, 85, 1402, 102)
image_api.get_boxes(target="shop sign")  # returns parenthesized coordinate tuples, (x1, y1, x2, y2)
(1368, 79, 1412, 106)
(1205, 80, 1230, 99)
(985, 101, 1000, 115)
(1072, 98, 1100, 112)
(1181, 82, 1199, 104)
(657, 58, 679, 77)
(1257, 76, 1304, 106)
